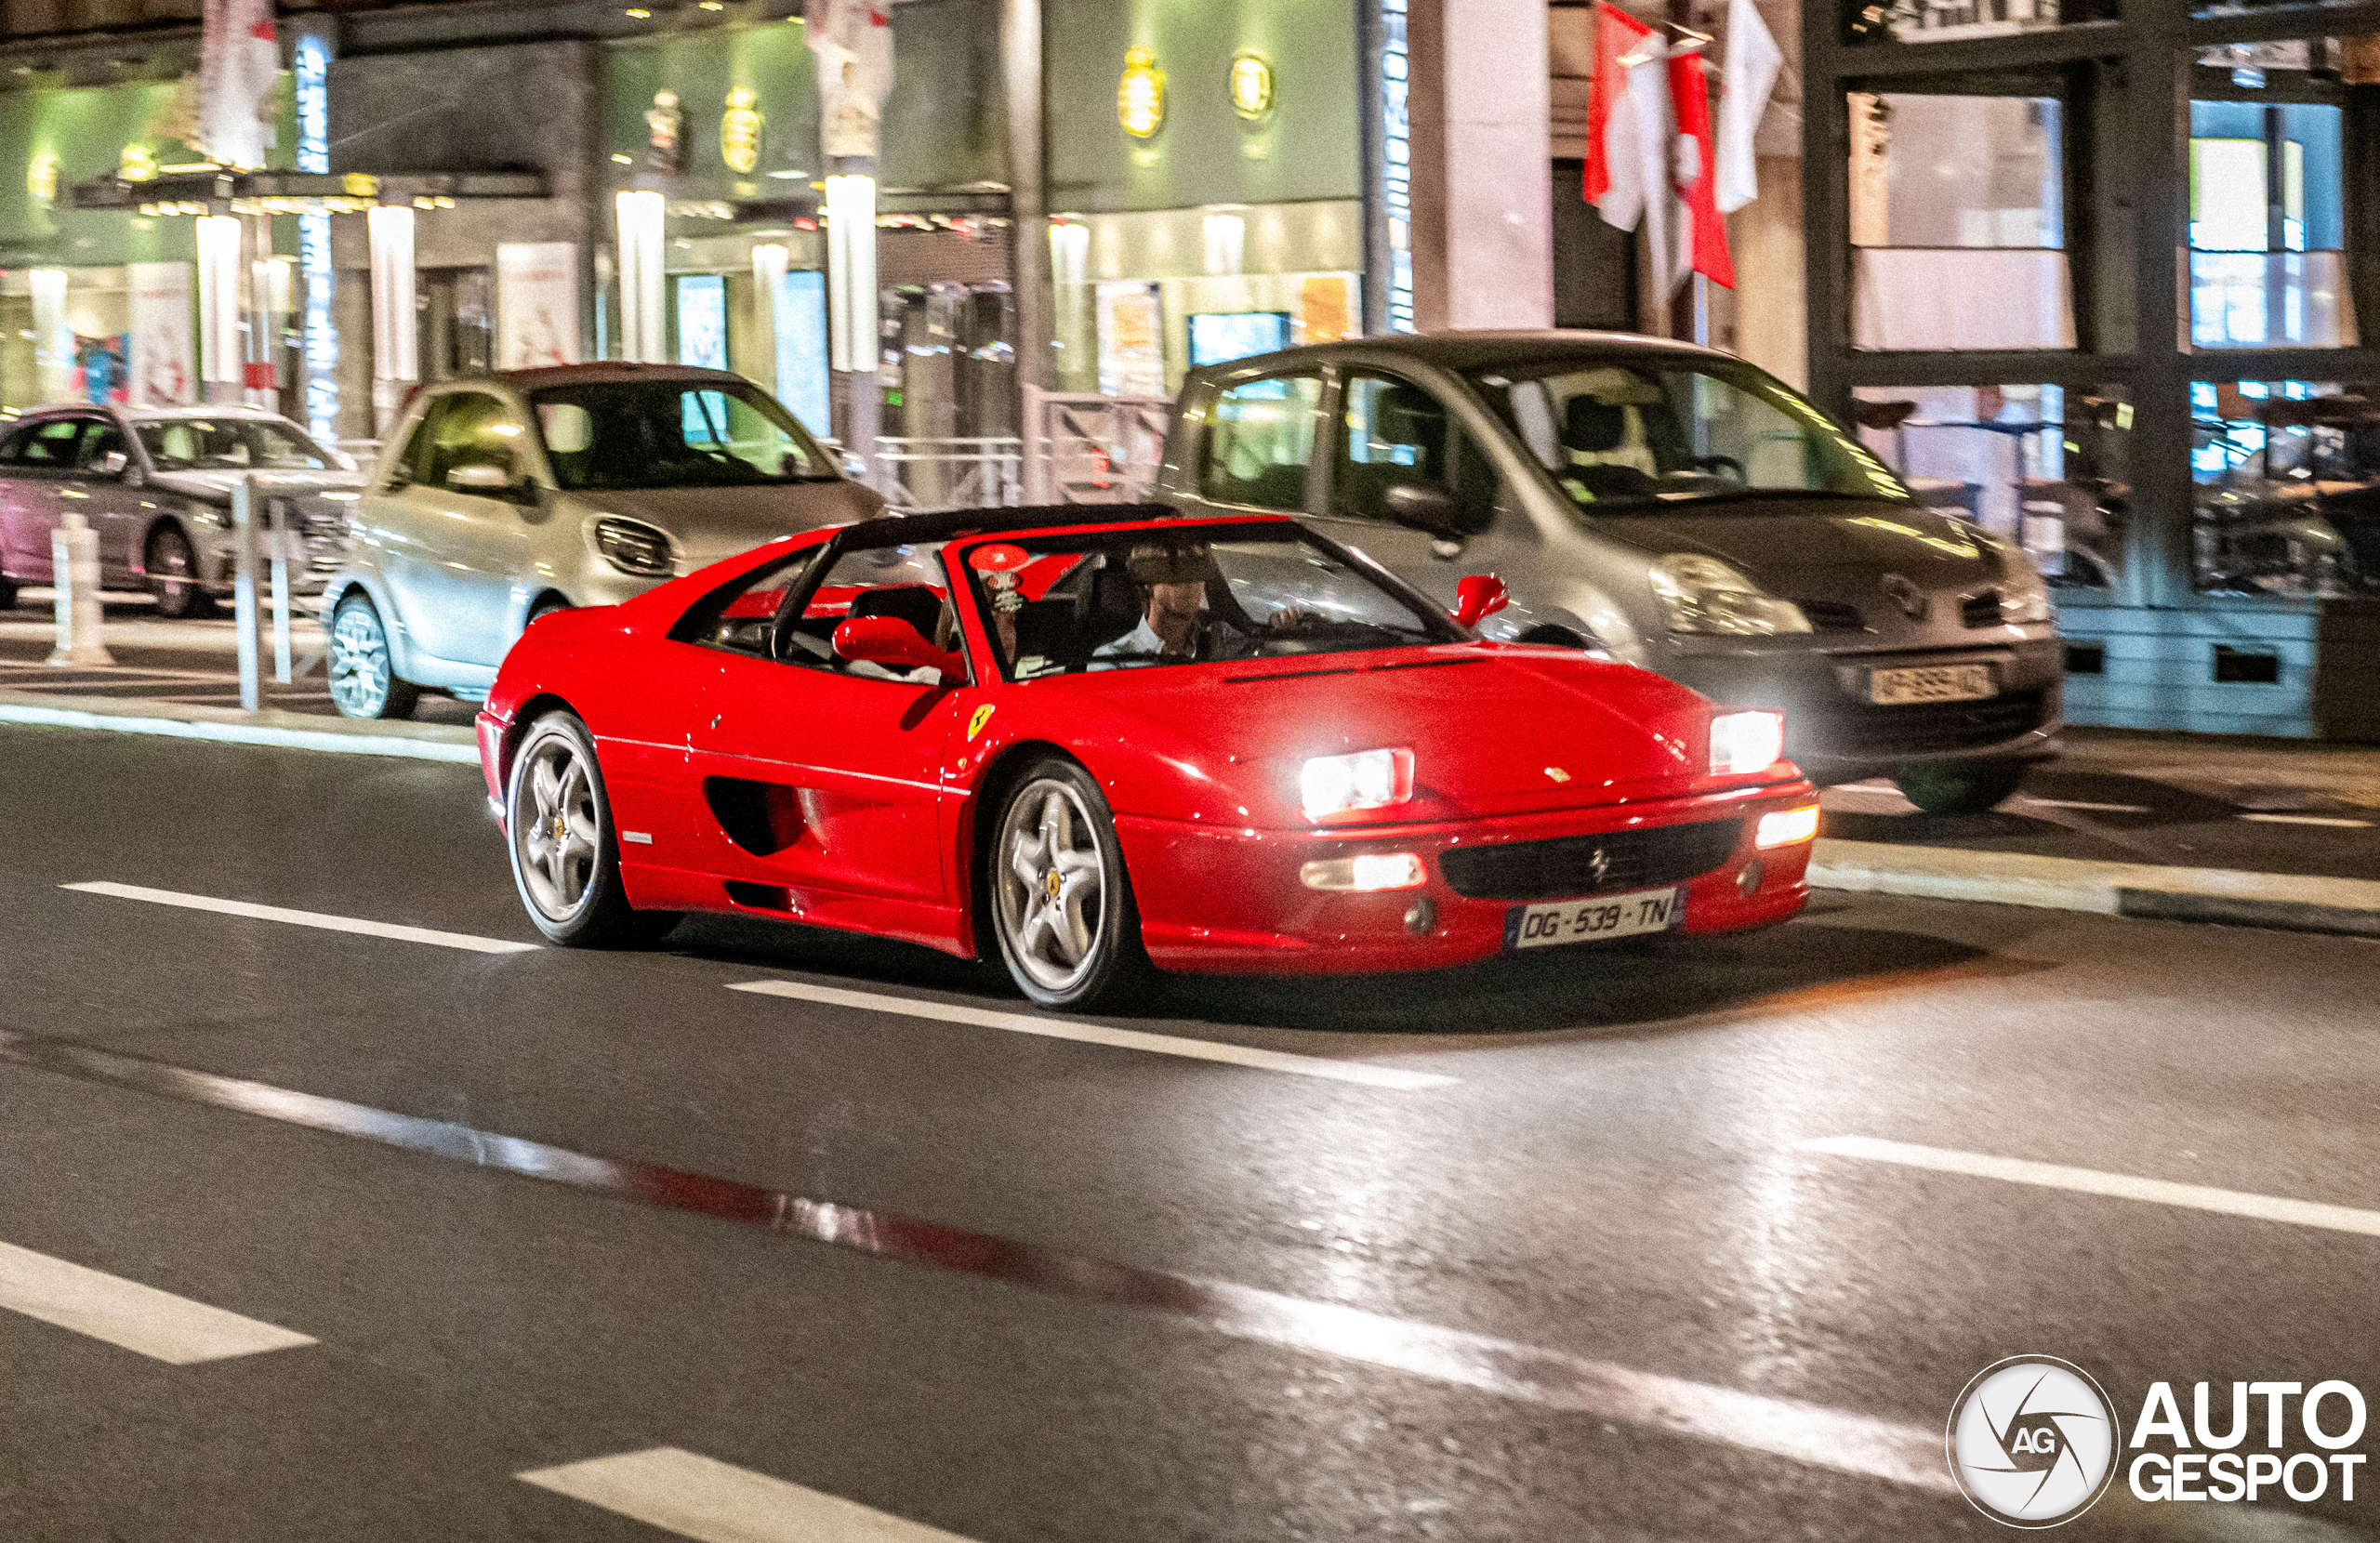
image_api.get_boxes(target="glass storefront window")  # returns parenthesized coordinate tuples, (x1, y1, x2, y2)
(2192, 380, 2380, 595)
(2188, 96, 2355, 348)
(1854, 384, 2132, 588)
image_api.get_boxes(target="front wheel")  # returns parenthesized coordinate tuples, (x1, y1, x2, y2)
(327, 592, 420, 720)
(0, 574, 16, 611)
(1894, 760, 2029, 815)
(986, 758, 1152, 1009)
(506, 712, 680, 947)
(146, 526, 215, 619)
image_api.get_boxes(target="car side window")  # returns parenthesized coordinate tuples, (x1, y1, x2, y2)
(385, 402, 439, 491)
(1197, 374, 1322, 511)
(12, 418, 92, 468)
(1331, 374, 1499, 535)
(693, 549, 827, 659)
(79, 424, 127, 471)
(783, 546, 954, 679)
(423, 392, 525, 490)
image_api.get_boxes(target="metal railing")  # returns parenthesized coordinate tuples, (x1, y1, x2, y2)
(871, 437, 1025, 512)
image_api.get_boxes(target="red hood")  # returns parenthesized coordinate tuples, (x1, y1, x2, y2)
(1014, 643, 1726, 826)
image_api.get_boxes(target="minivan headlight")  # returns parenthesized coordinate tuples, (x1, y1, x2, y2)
(1999, 545, 2054, 625)
(1649, 555, 1812, 636)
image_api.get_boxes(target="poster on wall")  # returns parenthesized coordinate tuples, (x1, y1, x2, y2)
(496, 243, 582, 370)
(775, 269, 831, 437)
(1296, 275, 1357, 345)
(126, 261, 195, 406)
(676, 273, 729, 370)
(73, 335, 128, 404)
(1096, 280, 1165, 398)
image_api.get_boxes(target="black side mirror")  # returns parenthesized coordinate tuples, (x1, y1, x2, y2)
(1384, 481, 1461, 538)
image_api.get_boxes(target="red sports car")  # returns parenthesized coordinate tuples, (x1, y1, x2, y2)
(477, 505, 1819, 1008)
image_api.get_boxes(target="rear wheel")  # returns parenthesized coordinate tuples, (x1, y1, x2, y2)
(506, 711, 679, 947)
(1894, 760, 2029, 815)
(0, 574, 16, 611)
(146, 526, 213, 619)
(327, 592, 420, 720)
(986, 758, 1152, 1010)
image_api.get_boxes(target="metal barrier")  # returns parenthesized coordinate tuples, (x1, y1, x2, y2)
(872, 437, 1024, 511)
(1022, 388, 1172, 507)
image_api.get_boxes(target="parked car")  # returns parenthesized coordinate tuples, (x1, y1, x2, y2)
(324, 363, 883, 720)
(0, 403, 364, 618)
(1157, 332, 2063, 813)
(475, 503, 1820, 1009)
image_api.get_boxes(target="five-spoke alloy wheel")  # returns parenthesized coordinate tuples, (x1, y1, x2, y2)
(327, 591, 420, 720)
(505, 711, 677, 947)
(987, 758, 1149, 1009)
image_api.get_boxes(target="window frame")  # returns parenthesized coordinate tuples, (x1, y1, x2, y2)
(1195, 368, 1328, 515)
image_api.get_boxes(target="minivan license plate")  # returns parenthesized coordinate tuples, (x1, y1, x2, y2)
(1506, 888, 1686, 950)
(1869, 664, 1994, 706)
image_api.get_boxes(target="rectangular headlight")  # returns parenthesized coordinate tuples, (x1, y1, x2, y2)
(1300, 747, 1415, 822)
(1299, 853, 1427, 891)
(1756, 805, 1821, 848)
(1709, 710, 1785, 776)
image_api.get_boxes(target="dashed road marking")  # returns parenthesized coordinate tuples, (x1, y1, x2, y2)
(727, 978, 1457, 1089)
(2239, 812, 2373, 829)
(2020, 798, 2153, 814)
(63, 881, 536, 955)
(520, 1448, 979, 1543)
(0, 1239, 316, 1364)
(1801, 1135, 2380, 1237)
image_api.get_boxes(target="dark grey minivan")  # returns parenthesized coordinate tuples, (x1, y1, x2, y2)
(1156, 332, 2060, 811)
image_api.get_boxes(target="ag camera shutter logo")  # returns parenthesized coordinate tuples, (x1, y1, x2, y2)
(1949, 1356, 2119, 1527)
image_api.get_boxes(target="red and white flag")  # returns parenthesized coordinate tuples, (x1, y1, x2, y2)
(1585, 4, 1675, 297)
(199, 0, 277, 170)
(1668, 46, 1735, 291)
(1715, 0, 1784, 214)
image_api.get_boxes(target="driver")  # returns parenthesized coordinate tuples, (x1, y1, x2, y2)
(1091, 542, 1304, 666)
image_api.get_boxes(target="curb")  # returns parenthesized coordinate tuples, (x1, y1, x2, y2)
(0, 691, 479, 765)
(1811, 837, 2380, 940)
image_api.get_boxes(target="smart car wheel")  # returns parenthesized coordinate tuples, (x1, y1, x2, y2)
(988, 759, 1151, 1010)
(1893, 760, 2029, 816)
(146, 526, 214, 620)
(327, 592, 420, 720)
(506, 712, 679, 948)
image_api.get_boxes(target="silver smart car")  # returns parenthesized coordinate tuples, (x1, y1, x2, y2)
(1157, 332, 2062, 812)
(324, 363, 882, 719)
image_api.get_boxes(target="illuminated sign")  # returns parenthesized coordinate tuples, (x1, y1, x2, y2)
(721, 87, 762, 175)
(1380, 0, 1414, 331)
(296, 33, 339, 442)
(27, 150, 56, 205)
(1229, 49, 1275, 122)
(119, 142, 160, 182)
(1117, 46, 1166, 138)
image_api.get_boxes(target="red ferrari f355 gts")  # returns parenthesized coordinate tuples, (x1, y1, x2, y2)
(478, 504, 1819, 1008)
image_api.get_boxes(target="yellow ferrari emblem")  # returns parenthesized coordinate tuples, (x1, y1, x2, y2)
(1045, 870, 1064, 900)
(969, 705, 997, 740)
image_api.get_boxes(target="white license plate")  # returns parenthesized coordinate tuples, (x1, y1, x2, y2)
(1506, 888, 1686, 950)
(1869, 664, 1995, 706)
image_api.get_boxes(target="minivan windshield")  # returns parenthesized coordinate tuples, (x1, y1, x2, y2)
(1462, 358, 1907, 512)
(527, 378, 833, 492)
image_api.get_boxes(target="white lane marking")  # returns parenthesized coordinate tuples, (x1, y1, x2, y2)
(1802, 1136, 2380, 1237)
(64, 881, 536, 956)
(0, 702, 479, 764)
(0, 1240, 316, 1364)
(727, 979, 1456, 1089)
(2239, 812, 2373, 829)
(520, 1448, 979, 1543)
(2020, 798, 2152, 813)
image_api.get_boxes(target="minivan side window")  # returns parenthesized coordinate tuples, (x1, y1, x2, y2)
(1331, 374, 1499, 534)
(423, 392, 524, 490)
(1198, 375, 1322, 511)
(387, 402, 438, 490)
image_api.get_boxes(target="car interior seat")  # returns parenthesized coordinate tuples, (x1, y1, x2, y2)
(1561, 395, 1659, 498)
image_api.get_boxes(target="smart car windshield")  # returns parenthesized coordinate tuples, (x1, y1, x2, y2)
(528, 378, 832, 491)
(1462, 358, 1907, 512)
(136, 415, 340, 471)
(957, 524, 1462, 681)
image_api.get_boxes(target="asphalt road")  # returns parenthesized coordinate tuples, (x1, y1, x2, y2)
(4, 722, 2380, 1540)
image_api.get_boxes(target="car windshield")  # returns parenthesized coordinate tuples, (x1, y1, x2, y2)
(136, 416, 340, 471)
(955, 524, 1462, 681)
(528, 379, 831, 491)
(1461, 358, 1907, 511)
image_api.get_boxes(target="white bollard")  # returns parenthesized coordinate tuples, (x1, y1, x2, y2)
(232, 474, 261, 711)
(269, 495, 293, 685)
(46, 510, 113, 666)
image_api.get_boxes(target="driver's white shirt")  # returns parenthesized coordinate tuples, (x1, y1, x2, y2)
(1091, 616, 1173, 662)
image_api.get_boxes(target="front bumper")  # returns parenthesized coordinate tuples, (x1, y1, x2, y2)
(1116, 780, 1816, 975)
(1661, 634, 2062, 785)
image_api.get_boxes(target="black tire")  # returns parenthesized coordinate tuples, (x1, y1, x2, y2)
(984, 757, 1154, 1010)
(146, 525, 215, 619)
(326, 591, 421, 720)
(505, 711, 681, 947)
(526, 594, 572, 628)
(1894, 760, 2029, 815)
(0, 574, 16, 611)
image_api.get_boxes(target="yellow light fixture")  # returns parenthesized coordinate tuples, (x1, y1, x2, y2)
(625, 7, 651, 17)
(1117, 45, 1165, 138)
(721, 87, 762, 174)
(1228, 49, 1274, 122)
(117, 142, 158, 182)
(27, 150, 56, 204)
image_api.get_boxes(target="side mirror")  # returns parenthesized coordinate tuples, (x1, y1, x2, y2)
(839, 450, 871, 482)
(1384, 481, 1461, 538)
(1453, 573, 1510, 628)
(448, 462, 516, 493)
(832, 616, 962, 679)
(95, 449, 129, 477)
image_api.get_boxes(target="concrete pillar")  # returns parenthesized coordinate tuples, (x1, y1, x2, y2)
(367, 204, 419, 432)
(28, 268, 68, 404)
(1002, 0, 1050, 400)
(825, 167, 879, 473)
(751, 241, 788, 400)
(1403, 0, 1554, 332)
(615, 190, 667, 363)
(196, 216, 245, 404)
